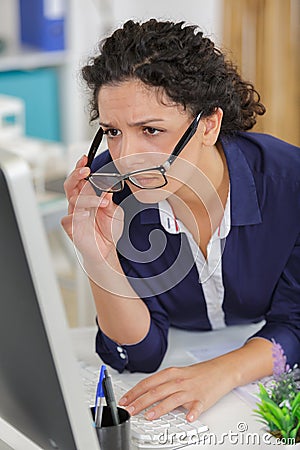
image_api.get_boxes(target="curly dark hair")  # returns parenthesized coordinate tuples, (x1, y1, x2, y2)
(82, 19, 265, 134)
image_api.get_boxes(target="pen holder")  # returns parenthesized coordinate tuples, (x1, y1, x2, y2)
(91, 406, 131, 450)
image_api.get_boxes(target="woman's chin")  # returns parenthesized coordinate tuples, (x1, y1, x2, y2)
(131, 188, 171, 204)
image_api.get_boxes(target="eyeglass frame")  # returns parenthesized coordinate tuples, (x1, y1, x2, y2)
(85, 111, 203, 193)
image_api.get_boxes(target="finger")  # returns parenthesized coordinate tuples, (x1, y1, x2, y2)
(185, 400, 205, 422)
(61, 214, 73, 240)
(61, 209, 92, 240)
(75, 154, 88, 169)
(119, 375, 163, 407)
(72, 193, 109, 210)
(121, 370, 187, 417)
(97, 193, 123, 220)
(133, 391, 205, 422)
(124, 382, 176, 416)
(64, 165, 90, 200)
(67, 177, 95, 215)
(144, 389, 190, 420)
(119, 368, 180, 406)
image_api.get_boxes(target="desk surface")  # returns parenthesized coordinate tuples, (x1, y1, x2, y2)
(0, 323, 281, 450)
(70, 323, 281, 449)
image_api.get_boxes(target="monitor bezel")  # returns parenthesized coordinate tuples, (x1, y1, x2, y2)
(0, 148, 100, 450)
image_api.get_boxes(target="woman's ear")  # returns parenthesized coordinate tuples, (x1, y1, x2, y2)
(202, 108, 223, 146)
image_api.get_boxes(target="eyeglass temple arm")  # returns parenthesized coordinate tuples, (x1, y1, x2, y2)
(165, 112, 203, 167)
(86, 128, 104, 169)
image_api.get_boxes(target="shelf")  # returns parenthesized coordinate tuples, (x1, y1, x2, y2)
(0, 44, 69, 72)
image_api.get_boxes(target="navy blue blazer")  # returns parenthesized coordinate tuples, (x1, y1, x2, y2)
(91, 132, 300, 373)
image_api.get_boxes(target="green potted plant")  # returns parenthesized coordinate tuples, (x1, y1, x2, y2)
(254, 340, 300, 447)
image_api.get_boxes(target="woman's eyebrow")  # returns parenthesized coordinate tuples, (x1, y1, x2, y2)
(99, 121, 114, 128)
(99, 118, 165, 128)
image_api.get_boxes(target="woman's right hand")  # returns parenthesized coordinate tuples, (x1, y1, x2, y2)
(61, 155, 124, 264)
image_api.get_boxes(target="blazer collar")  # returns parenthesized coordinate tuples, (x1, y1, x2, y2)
(221, 136, 262, 226)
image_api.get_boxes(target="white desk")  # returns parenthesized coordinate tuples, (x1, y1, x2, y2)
(70, 324, 282, 449)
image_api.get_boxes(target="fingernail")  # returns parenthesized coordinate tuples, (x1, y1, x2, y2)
(127, 406, 135, 414)
(187, 414, 194, 422)
(99, 198, 109, 206)
(79, 167, 90, 176)
(119, 397, 127, 405)
(145, 411, 155, 420)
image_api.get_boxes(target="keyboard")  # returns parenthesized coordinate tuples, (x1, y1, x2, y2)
(78, 361, 208, 448)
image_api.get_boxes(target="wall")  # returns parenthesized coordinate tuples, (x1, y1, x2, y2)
(72, 0, 224, 141)
(110, 0, 223, 43)
(0, 0, 223, 145)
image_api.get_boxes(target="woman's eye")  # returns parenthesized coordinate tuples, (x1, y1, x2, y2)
(143, 127, 160, 136)
(104, 128, 121, 138)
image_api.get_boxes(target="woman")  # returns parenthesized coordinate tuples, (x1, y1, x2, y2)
(62, 19, 300, 422)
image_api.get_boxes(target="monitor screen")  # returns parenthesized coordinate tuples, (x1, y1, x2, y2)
(0, 149, 99, 450)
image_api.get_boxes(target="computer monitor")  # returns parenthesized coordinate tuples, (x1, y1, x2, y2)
(0, 148, 100, 450)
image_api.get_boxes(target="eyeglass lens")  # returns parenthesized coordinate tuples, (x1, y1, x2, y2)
(89, 168, 167, 192)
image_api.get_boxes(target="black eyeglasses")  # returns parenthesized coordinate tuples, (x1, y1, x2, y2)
(85, 111, 203, 193)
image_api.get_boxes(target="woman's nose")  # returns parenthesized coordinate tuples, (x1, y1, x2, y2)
(118, 133, 147, 170)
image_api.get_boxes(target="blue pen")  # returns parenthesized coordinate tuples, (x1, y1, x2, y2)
(94, 364, 106, 427)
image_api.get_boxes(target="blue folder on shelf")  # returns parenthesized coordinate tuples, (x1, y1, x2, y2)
(18, 0, 66, 52)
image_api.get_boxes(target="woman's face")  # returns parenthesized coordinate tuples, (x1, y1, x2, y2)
(97, 79, 205, 203)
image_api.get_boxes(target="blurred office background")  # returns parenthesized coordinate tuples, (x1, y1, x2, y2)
(0, 0, 299, 327)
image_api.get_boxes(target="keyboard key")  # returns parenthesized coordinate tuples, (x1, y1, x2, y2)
(79, 361, 208, 448)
